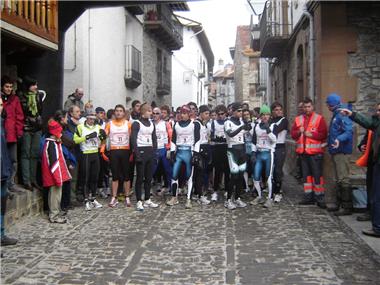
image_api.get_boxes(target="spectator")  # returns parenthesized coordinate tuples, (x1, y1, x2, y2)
(19, 76, 45, 191)
(340, 103, 380, 238)
(41, 119, 71, 223)
(64, 88, 84, 112)
(1, 75, 24, 192)
(95, 107, 106, 129)
(325, 93, 353, 215)
(1, 97, 18, 245)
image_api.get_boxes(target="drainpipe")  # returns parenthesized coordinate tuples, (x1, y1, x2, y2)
(302, 6, 315, 102)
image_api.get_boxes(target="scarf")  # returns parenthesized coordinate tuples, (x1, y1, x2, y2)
(26, 91, 38, 116)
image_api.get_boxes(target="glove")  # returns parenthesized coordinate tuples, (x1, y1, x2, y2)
(101, 152, 109, 162)
(85, 132, 98, 140)
(170, 151, 176, 164)
(243, 122, 252, 131)
(99, 129, 107, 141)
(262, 123, 271, 134)
(250, 151, 257, 165)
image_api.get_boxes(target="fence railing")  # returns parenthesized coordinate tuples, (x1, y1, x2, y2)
(1, 0, 58, 43)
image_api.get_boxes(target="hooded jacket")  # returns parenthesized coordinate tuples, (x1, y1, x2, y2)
(327, 103, 353, 154)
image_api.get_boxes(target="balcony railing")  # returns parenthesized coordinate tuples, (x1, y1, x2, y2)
(125, 45, 142, 89)
(1, 0, 58, 44)
(157, 69, 171, 95)
(259, 1, 292, 57)
(144, 4, 183, 51)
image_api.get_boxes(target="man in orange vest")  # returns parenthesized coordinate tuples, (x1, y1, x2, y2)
(291, 98, 328, 207)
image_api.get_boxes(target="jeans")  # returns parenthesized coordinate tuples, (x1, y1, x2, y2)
(371, 163, 380, 233)
(1, 180, 8, 237)
(49, 186, 62, 221)
(6, 142, 17, 187)
(20, 131, 41, 185)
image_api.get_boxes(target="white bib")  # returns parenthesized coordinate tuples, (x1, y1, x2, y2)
(155, 120, 169, 149)
(136, 120, 154, 147)
(109, 120, 130, 147)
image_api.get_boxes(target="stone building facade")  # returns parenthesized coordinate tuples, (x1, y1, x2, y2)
(255, 1, 380, 204)
(233, 26, 261, 108)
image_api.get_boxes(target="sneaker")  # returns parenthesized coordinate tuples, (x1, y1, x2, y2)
(99, 189, 108, 199)
(250, 196, 265, 205)
(224, 199, 236, 210)
(357, 212, 371, 222)
(166, 197, 179, 206)
(199, 195, 211, 205)
(274, 194, 283, 203)
(211, 192, 218, 202)
(334, 208, 353, 216)
(1, 235, 18, 246)
(263, 199, 273, 208)
(125, 197, 132, 207)
(92, 199, 103, 209)
(185, 199, 192, 209)
(108, 197, 119, 208)
(50, 216, 67, 224)
(85, 201, 93, 211)
(235, 198, 247, 208)
(136, 200, 144, 211)
(144, 199, 159, 208)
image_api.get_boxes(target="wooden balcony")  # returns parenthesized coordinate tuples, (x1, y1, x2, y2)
(144, 4, 183, 51)
(1, 0, 58, 45)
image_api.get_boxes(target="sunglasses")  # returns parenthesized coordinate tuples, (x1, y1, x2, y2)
(218, 112, 225, 115)
(153, 112, 161, 115)
(236, 109, 243, 112)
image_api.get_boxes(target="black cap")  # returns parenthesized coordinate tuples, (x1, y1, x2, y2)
(198, 105, 210, 114)
(231, 102, 242, 112)
(95, 107, 105, 113)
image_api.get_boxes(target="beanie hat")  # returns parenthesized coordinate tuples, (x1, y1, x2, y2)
(198, 105, 210, 114)
(326, 93, 341, 108)
(48, 120, 63, 138)
(231, 102, 242, 112)
(95, 107, 105, 113)
(85, 108, 97, 119)
(180, 105, 190, 113)
(260, 104, 271, 115)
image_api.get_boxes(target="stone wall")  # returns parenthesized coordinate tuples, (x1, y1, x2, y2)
(142, 32, 172, 107)
(347, 2, 380, 119)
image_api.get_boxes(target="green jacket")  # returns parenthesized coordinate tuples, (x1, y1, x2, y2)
(350, 112, 380, 164)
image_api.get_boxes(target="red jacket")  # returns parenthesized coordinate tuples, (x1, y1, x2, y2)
(1, 93, 24, 143)
(41, 138, 71, 187)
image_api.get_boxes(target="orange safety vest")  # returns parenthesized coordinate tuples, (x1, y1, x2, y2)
(356, 131, 373, 167)
(295, 113, 325, 155)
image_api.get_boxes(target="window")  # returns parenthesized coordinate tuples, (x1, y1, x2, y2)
(125, 45, 141, 89)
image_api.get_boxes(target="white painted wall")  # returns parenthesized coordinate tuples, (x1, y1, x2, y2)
(63, 7, 143, 111)
(172, 26, 211, 109)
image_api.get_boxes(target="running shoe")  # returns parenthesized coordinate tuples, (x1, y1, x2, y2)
(136, 201, 144, 211)
(274, 194, 283, 203)
(125, 197, 132, 207)
(185, 199, 192, 209)
(211, 192, 218, 202)
(85, 201, 93, 211)
(199, 195, 211, 205)
(144, 199, 159, 208)
(92, 199, 103, 209)
(224, 199, 236, 210)
(166, 197, 179, 206)
(263, 199, 273, 208)
(108, 197, 119, 208)
(250, 196, 266, 205)
(235, 198, 247, 208)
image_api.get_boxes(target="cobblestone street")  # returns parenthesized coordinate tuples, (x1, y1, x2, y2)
(1, 175, 380, 285)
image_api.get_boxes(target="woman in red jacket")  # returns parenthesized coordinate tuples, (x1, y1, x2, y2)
(1, 76, 24, 191)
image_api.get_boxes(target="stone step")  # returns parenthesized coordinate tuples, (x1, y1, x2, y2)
(5, 185, 44, 227)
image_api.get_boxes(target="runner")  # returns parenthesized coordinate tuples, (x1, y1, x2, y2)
(166, 105, 200, 209)
(131, 103, 159, 211)
(224, 102, 250, 210)
(100, 104, 132, 208)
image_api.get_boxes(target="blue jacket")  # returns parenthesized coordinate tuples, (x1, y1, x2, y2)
(328, 104, 353, 154)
